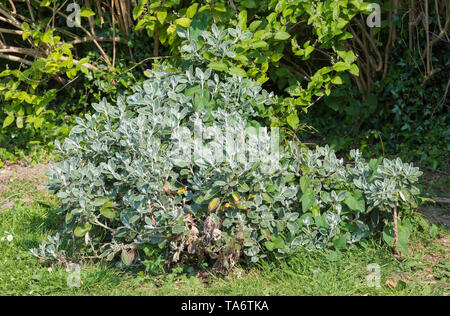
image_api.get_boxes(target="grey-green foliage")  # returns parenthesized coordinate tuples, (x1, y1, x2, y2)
(32, 63, 423, 271)
(178, 23, 251, 64)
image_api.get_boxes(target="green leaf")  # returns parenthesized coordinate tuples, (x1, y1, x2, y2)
(429, 224, 438, 238)
(176, 17, 191, 28)
(349, 63, 359, 76)
(156, 11, 167, 24)
(121, 249, 133, 266)
(41, 30, 53, 44)
(229, 67, 247, 77)
(16, 116, 24, 128)
(267, 236, 285, 250)
(249, 20, 262, 32)
(286, 113, 299, 129)
(250, 40, 268, 48)
(133, 4, 145, 19)
(331, 75, 343, 85)
(344, 190, 365, 213)
(186, 3, 199, 19)
(333, 234, 348, 249)
(40, 0, 51, 7)
(80, 8, 95, 17)
(333, 62, 350, 72)
(274, 30, 290, 40)
(208, 197, 220, 211)
(383, 226, 395, 247)
(74, 222, 92, 237)
(100, 205, 117, 219)
(65, 212, 73, 224)
(3, 115, 14, 128)
(238, 10, 247, 30)
(301, 188, 315, 212)
(299, 176, 310, 193)
(189, 11, 210, 41)
(397, 225, 410, 255)
(208, 62, 228, 72)
(241, 0, 257, 9)
(264, 241, 275, 251)
(337, 50, 356, 64)
(382, 224, 410, 255)
(238, 183, 250, 192)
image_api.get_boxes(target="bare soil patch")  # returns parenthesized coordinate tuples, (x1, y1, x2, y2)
(0, 163, 49, 209)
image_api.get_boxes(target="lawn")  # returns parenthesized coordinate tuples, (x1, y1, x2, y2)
(0, 163, 448, 296)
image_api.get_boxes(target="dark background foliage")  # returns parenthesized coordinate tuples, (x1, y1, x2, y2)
(0, 0, 448, 171)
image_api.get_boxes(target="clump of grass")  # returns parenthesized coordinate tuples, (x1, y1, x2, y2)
(0, 173, 447, 296)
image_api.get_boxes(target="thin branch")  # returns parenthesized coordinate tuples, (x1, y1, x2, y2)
(0, 45, 45, 57)
(84, 0, 96, 36)
(111, 0, 116, 69)
(393, 203, 401, 258)
(60, 56, 98, 71)
(0, 4, 23, 29)
(26, 0, 35, 22)
(34, 0, 111, 65)
(7, 0, 16, 14)
(0, 28, 23, 35)
(0, 53, 33, 65)
(68, 36, 127, 45)
(422, 15, 450, 60)
(382, 0, 394, 80)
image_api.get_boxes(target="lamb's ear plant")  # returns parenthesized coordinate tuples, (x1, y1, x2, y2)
(31, 36, 423, 272)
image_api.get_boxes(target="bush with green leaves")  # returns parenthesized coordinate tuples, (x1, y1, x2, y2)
(32, 61, 422, 272)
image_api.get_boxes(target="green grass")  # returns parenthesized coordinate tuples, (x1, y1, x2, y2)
(0, 176, 448, 296)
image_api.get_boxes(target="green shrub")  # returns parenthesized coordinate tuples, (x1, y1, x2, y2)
(32, 60, 422, 272)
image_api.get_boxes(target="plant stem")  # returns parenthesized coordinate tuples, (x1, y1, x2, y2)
(393, 203, 401, 258)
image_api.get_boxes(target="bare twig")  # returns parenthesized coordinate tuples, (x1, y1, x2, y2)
(111, 0, 116, 69)
(0, 28, 23, 35)
(0, 53, 33, 65)
(393, 203, 401, 258)
(68, 36, 127, 45)
(34, 0, 111, 65)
